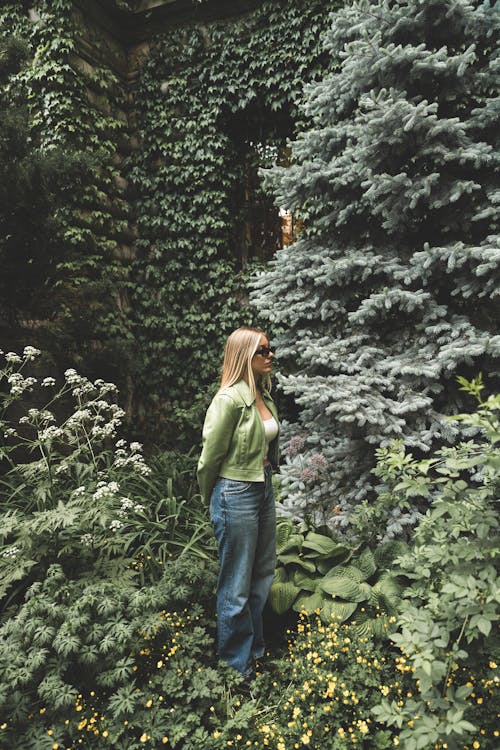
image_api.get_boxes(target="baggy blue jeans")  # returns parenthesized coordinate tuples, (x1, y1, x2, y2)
(210, 465, 276, 677)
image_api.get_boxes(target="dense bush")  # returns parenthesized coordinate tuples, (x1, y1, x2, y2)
(0, 558, 237, 750)
(0, 347, 216, 609)
(373, 378, 500, 749)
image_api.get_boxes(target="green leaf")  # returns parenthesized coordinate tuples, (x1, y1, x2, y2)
(268, 581, 301, 614)
(319, 574, 369, 602)
(302, 532, 339, 556)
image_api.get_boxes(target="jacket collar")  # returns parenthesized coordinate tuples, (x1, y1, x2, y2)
(233, 379, 276, 415)
(233, 379, 255, 407)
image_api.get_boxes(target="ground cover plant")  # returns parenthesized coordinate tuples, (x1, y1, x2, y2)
(1, 349, 498, 750)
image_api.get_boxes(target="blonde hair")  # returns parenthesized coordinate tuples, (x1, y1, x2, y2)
(219, 327, 271, 397)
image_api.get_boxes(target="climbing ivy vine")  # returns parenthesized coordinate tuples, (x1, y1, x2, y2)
(0, 1, 134, 394)
(0, 0, 342, 446)
(128, 0, 341, 446)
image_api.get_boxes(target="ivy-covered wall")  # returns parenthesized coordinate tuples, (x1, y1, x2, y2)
(1, 0, 341, 446)
(0, 0, 136, 406)
(128, 0, 341, 446)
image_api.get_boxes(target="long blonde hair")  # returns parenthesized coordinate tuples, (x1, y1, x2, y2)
(219, 327, 271, 397)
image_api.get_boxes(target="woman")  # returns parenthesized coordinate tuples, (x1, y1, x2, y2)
(197, 327, 279, 686)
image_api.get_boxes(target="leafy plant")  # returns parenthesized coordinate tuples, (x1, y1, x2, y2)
(268, 518, 405, 635)
(372, 378, 500, 750)
(0, 557, 240, 750)
(0, 348, 215, 610)
(217, 613, 412, 749)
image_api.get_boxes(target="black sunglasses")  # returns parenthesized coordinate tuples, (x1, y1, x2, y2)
(254, 345, 275, 357)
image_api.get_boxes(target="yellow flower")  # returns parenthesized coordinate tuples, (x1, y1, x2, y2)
(472, 743, 480, 749)
(157, 660, 163, 668)
(213, 731, 222, 739)
(140, 733, 149, 743)
(300, 734, 310, 745)
(162, 739, 168, 745)
(145, 699, 153, 708)
(489, 661, 497, 669)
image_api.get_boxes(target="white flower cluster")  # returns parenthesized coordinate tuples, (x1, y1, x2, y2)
(113, 440, 152, 476)
(38, 425, 63, 442)
(72, 486, 87, 499)
(109, 519, 124, 532)
(3, 346, 41, 364)
(5, 352, 22, 364)
(8, 372, 37, 396)
(66, 409, 92, 427)
(41, 377, 56, 387)
(118, 496, 145, 516)
(2, 546, 20, 558)
(93, 481, 120, 501)
(20, 408, 55, 425)
(23, 346, 41, 361)
(3, 428, 17, 438)
(80, 533, 93, 547)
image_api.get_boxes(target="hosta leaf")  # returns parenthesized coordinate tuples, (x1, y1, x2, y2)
(352, 548, 376, 579)
(293, 569, 319, 591)
(302, 532, 340, 556)
(370, 572, 402, 613)
(319, 575, 369, 602)
(268, 581, 301, 614)
(320, 599, 358, 623)
(374, 541, 408, 569)
(293, 591, 324, 614)
(277, 553, 316, 572)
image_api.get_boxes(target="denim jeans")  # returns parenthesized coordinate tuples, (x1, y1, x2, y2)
(210, 464, 276, 677)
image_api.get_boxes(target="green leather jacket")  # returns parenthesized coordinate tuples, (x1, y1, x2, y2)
(197, 379, 279, 503)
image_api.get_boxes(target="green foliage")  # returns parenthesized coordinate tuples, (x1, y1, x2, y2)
(252, 0, 500, 528)
(0, 33, 95, 327)
(217, 614, 411, 748)
(269, 518, 405, 635)
(0, 348, 216, 610)
(372, 379, 500, 749)
(128, 0, 341, 446)
(0, 558, 238, 750)
(0, 1, 134, 389)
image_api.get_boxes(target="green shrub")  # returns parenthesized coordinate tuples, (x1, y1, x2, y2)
(216, 613, 411, 749)
(269, 518, 406, 636)
(0, 558, 241, 750)
(0, 348, 215, 609)
(373, 378, 500, 750)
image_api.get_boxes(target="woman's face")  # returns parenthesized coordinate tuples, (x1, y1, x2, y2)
(251, 334, 274, 379)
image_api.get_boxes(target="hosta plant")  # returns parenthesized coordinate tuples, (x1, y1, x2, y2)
(269, 517, 406, 635)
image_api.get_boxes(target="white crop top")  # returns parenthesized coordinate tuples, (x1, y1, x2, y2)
(262, 416, 279, 444)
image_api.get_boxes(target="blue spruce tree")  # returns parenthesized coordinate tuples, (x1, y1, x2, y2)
(252, 0, 500, 535)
